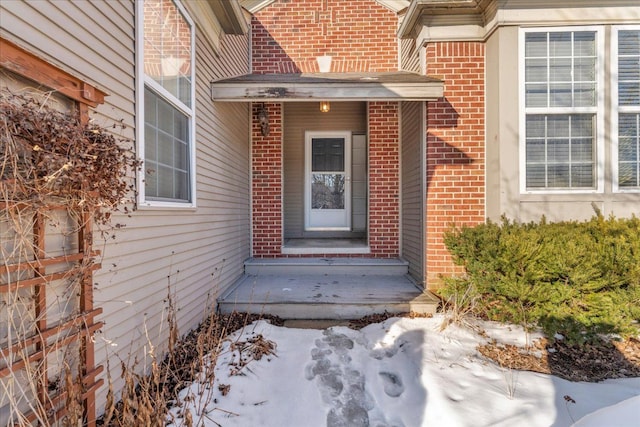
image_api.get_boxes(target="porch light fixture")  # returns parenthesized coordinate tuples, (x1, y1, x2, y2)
(257, 104, 270, 136)
(319, 101, 330, 113)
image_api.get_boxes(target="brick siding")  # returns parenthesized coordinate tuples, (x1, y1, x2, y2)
(425, 42, 486, 288)
(252, 0, 398, 73)
(368, 101, 400, 258)
(252, 103, 283, 257)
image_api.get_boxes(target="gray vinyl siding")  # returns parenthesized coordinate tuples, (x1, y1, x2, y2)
(1, 0, 250, 416)
(401, 101, 425, 284)
(283, 102, 367, 238)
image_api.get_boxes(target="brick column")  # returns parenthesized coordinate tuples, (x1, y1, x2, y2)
(252, 103, 283, 257)
(368, 102, 400, 258)
(425, 42, 486, 288)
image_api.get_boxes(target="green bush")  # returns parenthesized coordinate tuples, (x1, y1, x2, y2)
(441, 215, 640, 344)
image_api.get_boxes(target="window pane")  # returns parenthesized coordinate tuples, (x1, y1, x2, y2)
(573, 32, 596, 56)
(575, 58, 596, 82)
(618, 31, 640, 108)
(312, 174, 345, 209)
(618, 113, 640, 188)
(571, 138, 593, 162)
(157, 164, 174, 199)
(547, 115, 570, 137)
(525, 33, 547, 57)
(312, 138, 345, 172)
(525, 30, 597, 110)
(619, 82, 640, 106)
(526, 164, 546, 188)
(144, 87, 191, 202)
(617, 29, 640, 189)
(549, 32, 571, 57)
(619, 163, 638, 187)
(571, 115, 594, 137)
(144, 125, 157, 160)
(526, 58, 548, 82)
(144, 0, 192, 107)
(619, 57, 639, 81)
(145, 160, 158, 196)
(526, 84, 548, 108)
(619, 138, 637, 162)
(526, 139, 545, 162)
(526, 115, 546, 138)
(156, 131, 172, 166)
(619, 30, 640, 56)
(550, 58, 571, 82)
(525, 114, 595, 189)
(548, 139, 569, 162)
(550, 83, 572, 107)
(548, 165, 570, 187)
(574, 83, 597, 107)
(175, 170, 189, 200)
(571, 164, 594, 187)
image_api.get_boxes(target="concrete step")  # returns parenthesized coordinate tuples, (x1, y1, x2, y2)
(244, 257, 409, 276)
(217, 273, 440, 320)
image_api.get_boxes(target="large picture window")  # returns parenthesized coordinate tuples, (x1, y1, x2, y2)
(613, 27, 640, 191)
(520, 27, 603, 192)
(137, 0, 195, 206)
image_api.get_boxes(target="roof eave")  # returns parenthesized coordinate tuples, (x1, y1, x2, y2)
(210, 81, 444, 102)
(398, 0, 490, 38)
(206, 0, 247, 34)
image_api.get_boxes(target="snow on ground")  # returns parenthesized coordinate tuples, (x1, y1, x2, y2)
(167, 315, 640, 427)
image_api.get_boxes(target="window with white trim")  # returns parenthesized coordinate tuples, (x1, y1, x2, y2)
(613, 26, 640, 191)
(137, 0, 195, 206)
(520, 27, 603, 192)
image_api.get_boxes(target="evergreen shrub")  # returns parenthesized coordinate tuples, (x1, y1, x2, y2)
(441, 215, 640, 344)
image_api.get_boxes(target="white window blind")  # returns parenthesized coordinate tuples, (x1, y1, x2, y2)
(523, 30, 599, 190)
(616, 29, 640, 189)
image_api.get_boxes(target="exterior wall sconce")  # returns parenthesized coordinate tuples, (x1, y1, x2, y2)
(319, 101, 330, 113)
(258, 104, 270, 136)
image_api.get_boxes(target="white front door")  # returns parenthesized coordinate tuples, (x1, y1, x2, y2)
(305, 131, 351, 230)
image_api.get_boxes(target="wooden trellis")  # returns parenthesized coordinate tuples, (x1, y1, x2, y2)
(0, 203, 103, 425)
(1, 37, 108, 426)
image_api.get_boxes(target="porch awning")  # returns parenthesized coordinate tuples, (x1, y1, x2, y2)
(210, 72, 444, 102)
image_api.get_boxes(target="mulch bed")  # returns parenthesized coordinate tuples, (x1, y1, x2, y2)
(478, 337, 640, 382)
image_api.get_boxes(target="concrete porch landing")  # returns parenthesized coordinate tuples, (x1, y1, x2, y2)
(217, 258, 440, 319)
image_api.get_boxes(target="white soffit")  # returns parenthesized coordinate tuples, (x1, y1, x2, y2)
(239, 0, 276, 14)
(240, 0, 409, 14)
(375, 0, 411, 13)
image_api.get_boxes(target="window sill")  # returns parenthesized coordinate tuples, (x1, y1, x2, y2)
(137, 200, 197, 211)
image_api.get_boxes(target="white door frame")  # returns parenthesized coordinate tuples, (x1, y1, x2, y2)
(304, 131, 352, 231)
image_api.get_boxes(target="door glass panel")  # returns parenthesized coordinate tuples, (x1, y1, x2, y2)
(312, 174, 345, 209)
(312, 138, 345, 172)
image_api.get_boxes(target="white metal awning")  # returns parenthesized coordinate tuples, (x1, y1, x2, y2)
(210, 72, 444, 102)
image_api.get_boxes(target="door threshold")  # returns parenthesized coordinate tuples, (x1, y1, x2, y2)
(281, 246, 371, 255)
(282, 238, 370, 255)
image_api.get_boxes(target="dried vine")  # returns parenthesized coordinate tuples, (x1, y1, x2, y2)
(1, 92, 138, 225)
(1, 90, 139, 426)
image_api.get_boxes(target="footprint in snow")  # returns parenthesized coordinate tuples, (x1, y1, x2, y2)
(306, 329, 373, 427)
(378, 371, 404, 397)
